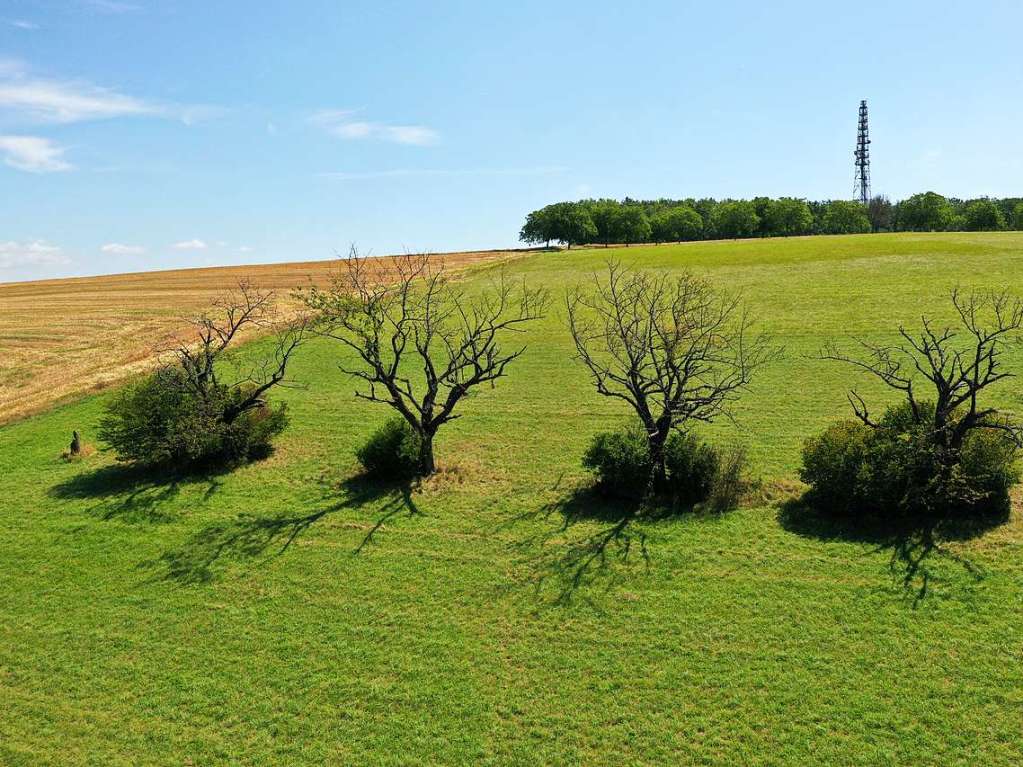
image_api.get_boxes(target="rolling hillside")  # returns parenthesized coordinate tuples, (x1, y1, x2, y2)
(0, 248, 525, 424)
(2, 233, 1022, 766)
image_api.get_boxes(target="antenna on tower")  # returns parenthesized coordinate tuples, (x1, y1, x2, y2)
(853, 100, 871, 205)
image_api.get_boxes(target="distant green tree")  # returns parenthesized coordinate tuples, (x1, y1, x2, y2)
(650, 206, 703, 243)
(763, 198, 813, 236)
(820, 200, 871, 234)
(692, 198, 718, 237)
(518, 206, 557, 247)
(546, 202, 597, 248)
(867, 195, 894, 232)
(807, 200, 828, 234)
(963, 198, 1006, 231)
(711, 201, 760, 239)
(588, 199, 623, 247)
(1014, 202, 1023, 231)
(896, 192, 957, 231)
(752, 196, 774, 236)
(617, 206, 652, 245)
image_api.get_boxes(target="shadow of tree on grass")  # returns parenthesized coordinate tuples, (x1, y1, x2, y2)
(140, 475, 420, 585)
(49, 463, 225, 523)
(778, 493, 1008, 605)
(504, 481, 708, 610)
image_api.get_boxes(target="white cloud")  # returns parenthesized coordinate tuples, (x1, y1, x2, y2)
(0, 78, 155, 124)
(0, 63, 220, 125)
(172, 239, 208, 250)
(101, 242, 145, 255)
(10, 20, 39, 30)
(0, 240, 69, 269)
(237, 245, 254, 253)
(0, 135, 72, 172)
(311, 110, 439, 146)
(320, 166, 567, 181)
(82, 0, 141, 13)
(381, 125, 438, 145)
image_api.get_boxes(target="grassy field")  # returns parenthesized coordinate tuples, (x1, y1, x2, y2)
(0, 248, 521, 424)
(2, 233, 1023, 765)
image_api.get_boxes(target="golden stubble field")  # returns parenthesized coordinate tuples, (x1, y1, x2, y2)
(0, 249, 521, 424)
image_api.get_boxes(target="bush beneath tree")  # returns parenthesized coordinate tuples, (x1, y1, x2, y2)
(582, 422, 750, 511)
(99, 280, 305, 470)
(800, 401, 1019, 524)
(100, 367, 288, 468)
(356, 418, 424, 479)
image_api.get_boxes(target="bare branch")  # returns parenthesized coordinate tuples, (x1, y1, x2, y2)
(821, 287, 1023, 449)
(567, 259, 779, 487)
(302, 248, 549, 473)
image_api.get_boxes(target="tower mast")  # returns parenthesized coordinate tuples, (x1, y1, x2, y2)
(853, 100, 871, 205)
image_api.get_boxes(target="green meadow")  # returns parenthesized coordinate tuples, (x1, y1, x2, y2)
(2, 233, 1022, 765)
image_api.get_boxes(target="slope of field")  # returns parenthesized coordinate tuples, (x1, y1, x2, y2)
(0, 249, 523, 424)
(2, 233, 1023, 765)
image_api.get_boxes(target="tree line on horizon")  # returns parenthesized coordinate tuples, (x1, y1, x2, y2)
(519, 192, 1023, 248)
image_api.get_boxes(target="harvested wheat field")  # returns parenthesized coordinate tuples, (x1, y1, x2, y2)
(0, 249, 524, 424)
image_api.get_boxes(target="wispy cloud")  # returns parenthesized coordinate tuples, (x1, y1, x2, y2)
(0, 78, 154, 124)
(0, 61, 220, 125)
(82, 0, 141, 13)
(9, 20, 39, 30)
(311, 110, 439, 146)
(0, 240, 68, 270)
(0, 135, 73, 172)
(320, 166, 567, 181)
(0, 58, 26, 78)
(172, 239, 208, 250)
(101, 242, 145, 255)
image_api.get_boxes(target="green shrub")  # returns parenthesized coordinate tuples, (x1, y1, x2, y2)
(99, 367, 288, 468)
(664, 432, 719, 506)
(799, 420, 872, 513)
(705, 445, 754, 513)
(800, 401, 1019, 523)
(356, 417, 424, 478)
(582, 423, 651, 499)
(583, 423, 748, 510)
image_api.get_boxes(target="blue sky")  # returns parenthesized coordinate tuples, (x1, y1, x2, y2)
(1, 0, 1021, 282)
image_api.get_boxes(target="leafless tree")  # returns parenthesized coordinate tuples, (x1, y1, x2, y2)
(821, 288, 1023, 452)
(567, 260, 775, 489)
(303, 250, 549, 474)
(168, 279, 308, 422)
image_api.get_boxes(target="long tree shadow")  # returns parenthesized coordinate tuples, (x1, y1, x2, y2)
(49, 462, 225, 523)
(778, 492, 1008, 605)
(140, 475, 420, 585)
(505, 483, 695, 610)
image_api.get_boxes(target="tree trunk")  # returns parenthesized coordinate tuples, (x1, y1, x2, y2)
(420, 432, 437, 475)
(646, 418, 671, 493)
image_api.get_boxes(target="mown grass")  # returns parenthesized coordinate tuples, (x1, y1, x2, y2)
(2, 233, 1023, 765)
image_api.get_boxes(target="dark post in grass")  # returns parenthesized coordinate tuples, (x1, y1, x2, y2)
(567, 260, 775, 491)
(304, 249, 549, 475)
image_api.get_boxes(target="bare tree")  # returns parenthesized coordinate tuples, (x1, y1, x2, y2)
(568, 260, 775, 489)
(821, 288, 1023, 452)
(169, 279, 308, 421)
(304, 250, 549, 475)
